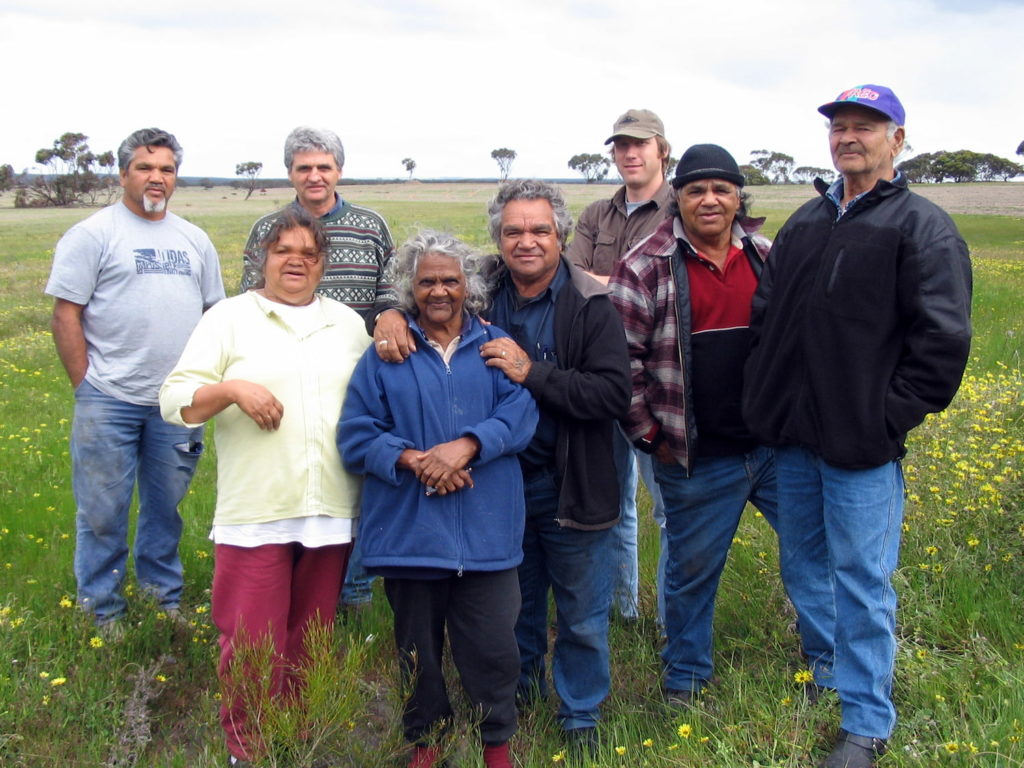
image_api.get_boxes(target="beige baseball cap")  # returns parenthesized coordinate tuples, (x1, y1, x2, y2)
(604, 109, 665, 144)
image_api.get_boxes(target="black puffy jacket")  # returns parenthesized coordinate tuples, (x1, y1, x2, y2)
(743, 176, 972, 469)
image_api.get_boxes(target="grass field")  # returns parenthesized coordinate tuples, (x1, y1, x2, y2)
(0, 183, 1022, 767)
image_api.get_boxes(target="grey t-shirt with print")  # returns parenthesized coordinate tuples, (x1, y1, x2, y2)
(45, 202, 225, 405)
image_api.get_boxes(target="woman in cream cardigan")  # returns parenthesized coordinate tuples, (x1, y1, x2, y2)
(160, 207, 369, 766)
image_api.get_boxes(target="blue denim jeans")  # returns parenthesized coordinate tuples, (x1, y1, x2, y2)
(611, 426, 639, 619)
(516, 466, 614, 731)
(774, 446, 904, 739)
(636, 450, 668, 628)
(653, 446, 779, 693)
(612, 426, 667, 621)
(340, 536, 376, 606)
(71, 380, 203, 624)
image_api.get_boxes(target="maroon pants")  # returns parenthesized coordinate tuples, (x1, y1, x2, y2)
(212, 541, 352, 760)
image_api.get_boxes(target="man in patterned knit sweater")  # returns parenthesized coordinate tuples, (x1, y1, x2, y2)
(240, 126, 405, 609)
(240, 126, 397, 317)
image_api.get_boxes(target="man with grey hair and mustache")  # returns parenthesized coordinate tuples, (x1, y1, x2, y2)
(241, 126, 403, 610)
(46, 127, 225, 639)
(743, 85, 972, 768)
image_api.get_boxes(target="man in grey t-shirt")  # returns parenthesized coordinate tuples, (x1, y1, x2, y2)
(45, 127, 224, 636)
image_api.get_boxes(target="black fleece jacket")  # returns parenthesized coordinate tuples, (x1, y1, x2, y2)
(487, 256, 631, 529)
(742, 176, 972, 469)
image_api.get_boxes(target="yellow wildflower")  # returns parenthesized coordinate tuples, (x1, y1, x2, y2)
(89, 636, 104, 648)
(678, 724, 692, 739)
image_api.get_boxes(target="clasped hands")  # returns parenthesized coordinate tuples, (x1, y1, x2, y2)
(398, 436, 480, 497)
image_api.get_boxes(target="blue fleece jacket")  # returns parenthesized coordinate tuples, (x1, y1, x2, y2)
(338, 315, 539, 573)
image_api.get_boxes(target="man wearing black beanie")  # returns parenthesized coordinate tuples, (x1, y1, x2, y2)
(609, 144, 817, 709)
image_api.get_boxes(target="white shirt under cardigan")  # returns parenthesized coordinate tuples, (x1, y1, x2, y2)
(160, 291, 370, 546)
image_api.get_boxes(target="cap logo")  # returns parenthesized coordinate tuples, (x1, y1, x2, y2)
(621, 116, 639, 124)
(837, 87, 880, 102)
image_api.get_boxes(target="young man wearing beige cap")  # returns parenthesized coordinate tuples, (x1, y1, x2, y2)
(567, 109, 672, 625)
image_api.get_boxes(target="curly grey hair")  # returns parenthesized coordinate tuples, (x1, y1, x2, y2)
(487, 179, 573, 251)
(283, 126, 345, 172)
(117, 128, 183, 170)
(391, 230, 492, 317)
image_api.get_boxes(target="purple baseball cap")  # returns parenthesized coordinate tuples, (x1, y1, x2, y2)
(817, 84, 906, 125)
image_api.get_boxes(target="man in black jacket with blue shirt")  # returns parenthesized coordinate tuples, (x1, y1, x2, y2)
(743, 85, 972, 768)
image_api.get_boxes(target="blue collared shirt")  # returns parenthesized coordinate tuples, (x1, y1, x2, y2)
(487, 261, 569, 467)
(826, 172, 903, 221)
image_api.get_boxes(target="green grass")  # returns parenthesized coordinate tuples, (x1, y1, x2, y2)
(1, 185, 1022, 767)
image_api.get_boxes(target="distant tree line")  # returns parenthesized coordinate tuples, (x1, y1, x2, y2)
(734, 146, 1023, 186)
(3, 133, 120, 207)
(4, 134, 1023, 206)
(491, 148, 516, 181)
(897, 150, 1023, 183)
(567, 153, 609, 183)
(235, 161, 263, 200)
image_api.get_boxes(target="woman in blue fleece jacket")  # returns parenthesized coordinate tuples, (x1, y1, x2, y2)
(339, 230, 537, 768)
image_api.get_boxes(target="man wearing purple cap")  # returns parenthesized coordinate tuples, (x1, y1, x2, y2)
(567, 109, 673, 624)
(743, 85, 972, 767)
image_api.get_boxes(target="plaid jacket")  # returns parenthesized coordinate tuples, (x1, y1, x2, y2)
(609, 215, 771, 473)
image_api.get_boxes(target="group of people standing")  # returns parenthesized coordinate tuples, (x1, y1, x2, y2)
(46, 82, 972, 768)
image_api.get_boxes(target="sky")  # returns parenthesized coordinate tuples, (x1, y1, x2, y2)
(2, 0, 1022, 181)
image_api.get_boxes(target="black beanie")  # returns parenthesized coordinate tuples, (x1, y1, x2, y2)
(671, 144, 744, 189)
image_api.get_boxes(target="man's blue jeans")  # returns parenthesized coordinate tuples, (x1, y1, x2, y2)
(71, 380, 203, 624)
(638, 451, 668, 627)
(653, 446, 779, 693)
(774, 445, 904, 739)
(611, 426, 666, 621)
(516, 466, 614, 731)
(340, 536, 376, 606)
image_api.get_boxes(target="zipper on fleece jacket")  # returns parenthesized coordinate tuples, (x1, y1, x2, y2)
(442, 357, 466, 576)
(793, 196, 843, 444)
